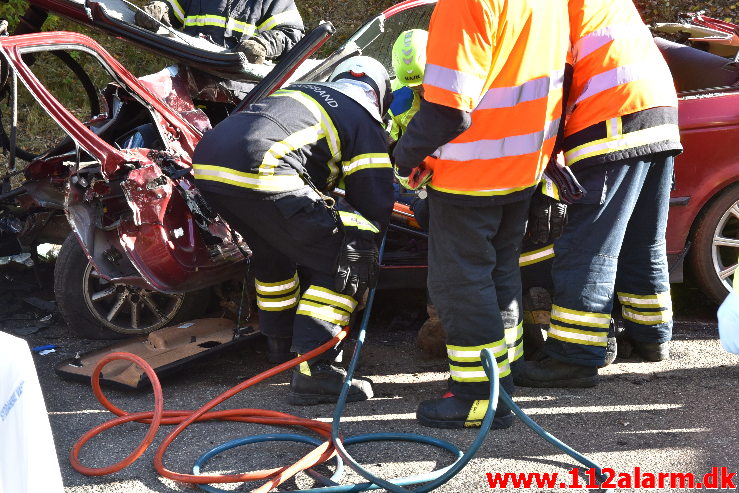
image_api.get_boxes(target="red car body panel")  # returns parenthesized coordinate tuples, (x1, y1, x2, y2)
(669, 90, 739, 263)
(0, 31, 246, 293)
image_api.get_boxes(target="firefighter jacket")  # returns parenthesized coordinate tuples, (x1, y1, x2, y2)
(388, 86, 421, 142)
(393, 0, 569, 205)
(562, 0, 683, 171)
(166, 0, 304, 55)
(191, 83, 395, 229)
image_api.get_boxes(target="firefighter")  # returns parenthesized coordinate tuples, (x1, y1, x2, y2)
(388, 29, 427, 142)
(515, 0, 683, 388)
(392, 0, 569, 429)
(134, 0, 304, 64)
(191, 56, 394, 405)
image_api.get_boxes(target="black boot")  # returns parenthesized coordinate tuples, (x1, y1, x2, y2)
(288, 360, 373, 406)
(514, 356, 598, 388)
(633, 341, 670, 361)
(267, 336, 293, 364)
(416, 392, 514, 430)
(617, 333, 670, 362)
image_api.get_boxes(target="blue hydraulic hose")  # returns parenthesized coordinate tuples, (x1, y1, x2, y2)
(194, 236, 605, 491)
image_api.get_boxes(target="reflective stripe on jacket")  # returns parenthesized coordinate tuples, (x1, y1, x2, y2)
(419, 0, 569, 199)
(191, 83, 394, 228)
(167, 0, 303, 54)
(563, 0, 682, 168)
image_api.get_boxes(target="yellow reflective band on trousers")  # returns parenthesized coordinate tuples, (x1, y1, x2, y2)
(337, 211, 379, 233)
(296, 285, 356, 326)
(449, 359, 510, 382)
(255, 273, 299, 295)
(548, 323, 609, 347)
(551, 305, 610, 328)
(505, 322, 524, 363)
(446, 340, 507, 363)
(342, 153, 392, 177)
(464, 399, 489, 427)
(257, 292, 299, 311)
(301, 286, 357, 313)
(296, 300, 351, 326)
(617, 291, 672, 326)
(255, 273, 300, 312)
(564, 120, 681, 166)
(549, 305, 610, 347)
(518, 244, 555, 266)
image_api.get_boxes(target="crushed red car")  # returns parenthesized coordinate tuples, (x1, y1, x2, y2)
(0, 1, 737, 340)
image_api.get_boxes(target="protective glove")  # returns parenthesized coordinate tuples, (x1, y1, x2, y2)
(334, 206, 380, 298)
(0, 19, 8, 36)
(717, 291, 739, 354)
(236, 37, 268, 64)
(394, 164, 432, 191)
(525, 188, 567, 246)
(542, 154, 586, 205)
(134, 1, 171, 31)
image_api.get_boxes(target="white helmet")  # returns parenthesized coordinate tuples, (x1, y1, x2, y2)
(329, 55, 392, 118)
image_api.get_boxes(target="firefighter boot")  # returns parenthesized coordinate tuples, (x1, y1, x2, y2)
(634, 341, 670, 362)
(416, 304, 447, 358)
(416, 392, 514, 430)
(514, 356, 598, 388)
(267, 336, 293, 364)
(288, 359, 374, 406)
(617, 334, 670, 362)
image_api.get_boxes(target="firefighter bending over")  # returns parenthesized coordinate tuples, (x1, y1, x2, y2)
(135, 0, 304, 65)
(191, 56, 394, 405)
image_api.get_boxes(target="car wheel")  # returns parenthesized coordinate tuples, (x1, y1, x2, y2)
(54, 234, 208, 339)
(688, 184, 739, 305)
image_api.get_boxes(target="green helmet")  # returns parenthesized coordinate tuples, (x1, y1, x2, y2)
(391, 29, 428, 88)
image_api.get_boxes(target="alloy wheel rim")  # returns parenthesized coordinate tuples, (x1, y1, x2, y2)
(81, 262, 185, 335)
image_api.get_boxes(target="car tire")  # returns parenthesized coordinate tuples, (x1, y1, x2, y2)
(688, 183, 739, 305)
(54, 234, 209, 339)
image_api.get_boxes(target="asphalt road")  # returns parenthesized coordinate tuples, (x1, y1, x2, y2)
(3, 265, 739, 493)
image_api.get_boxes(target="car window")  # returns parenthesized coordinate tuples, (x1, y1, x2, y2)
(297, 4, 435, 84)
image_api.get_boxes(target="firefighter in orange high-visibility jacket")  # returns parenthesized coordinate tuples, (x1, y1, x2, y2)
(515, 0, 683, 389)
(392, 0, 570, 430)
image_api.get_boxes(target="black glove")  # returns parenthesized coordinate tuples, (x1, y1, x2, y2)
(543, 161, 586, 205)
(334, 204, 380, 298)
(134, 1, 171, 31)
(237, 37, 268, 64)
(525, 188, 567, 246)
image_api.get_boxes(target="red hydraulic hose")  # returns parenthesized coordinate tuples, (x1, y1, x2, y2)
(70, 328, 349, 491)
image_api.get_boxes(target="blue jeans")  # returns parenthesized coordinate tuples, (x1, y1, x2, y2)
(544, 155, 674, 367)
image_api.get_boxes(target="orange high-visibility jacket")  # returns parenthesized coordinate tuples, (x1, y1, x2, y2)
(421, 0, 569, 198)
(564, 0, 680, 166)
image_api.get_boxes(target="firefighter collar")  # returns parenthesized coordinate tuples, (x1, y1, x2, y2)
(313, 80, 383, 124)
